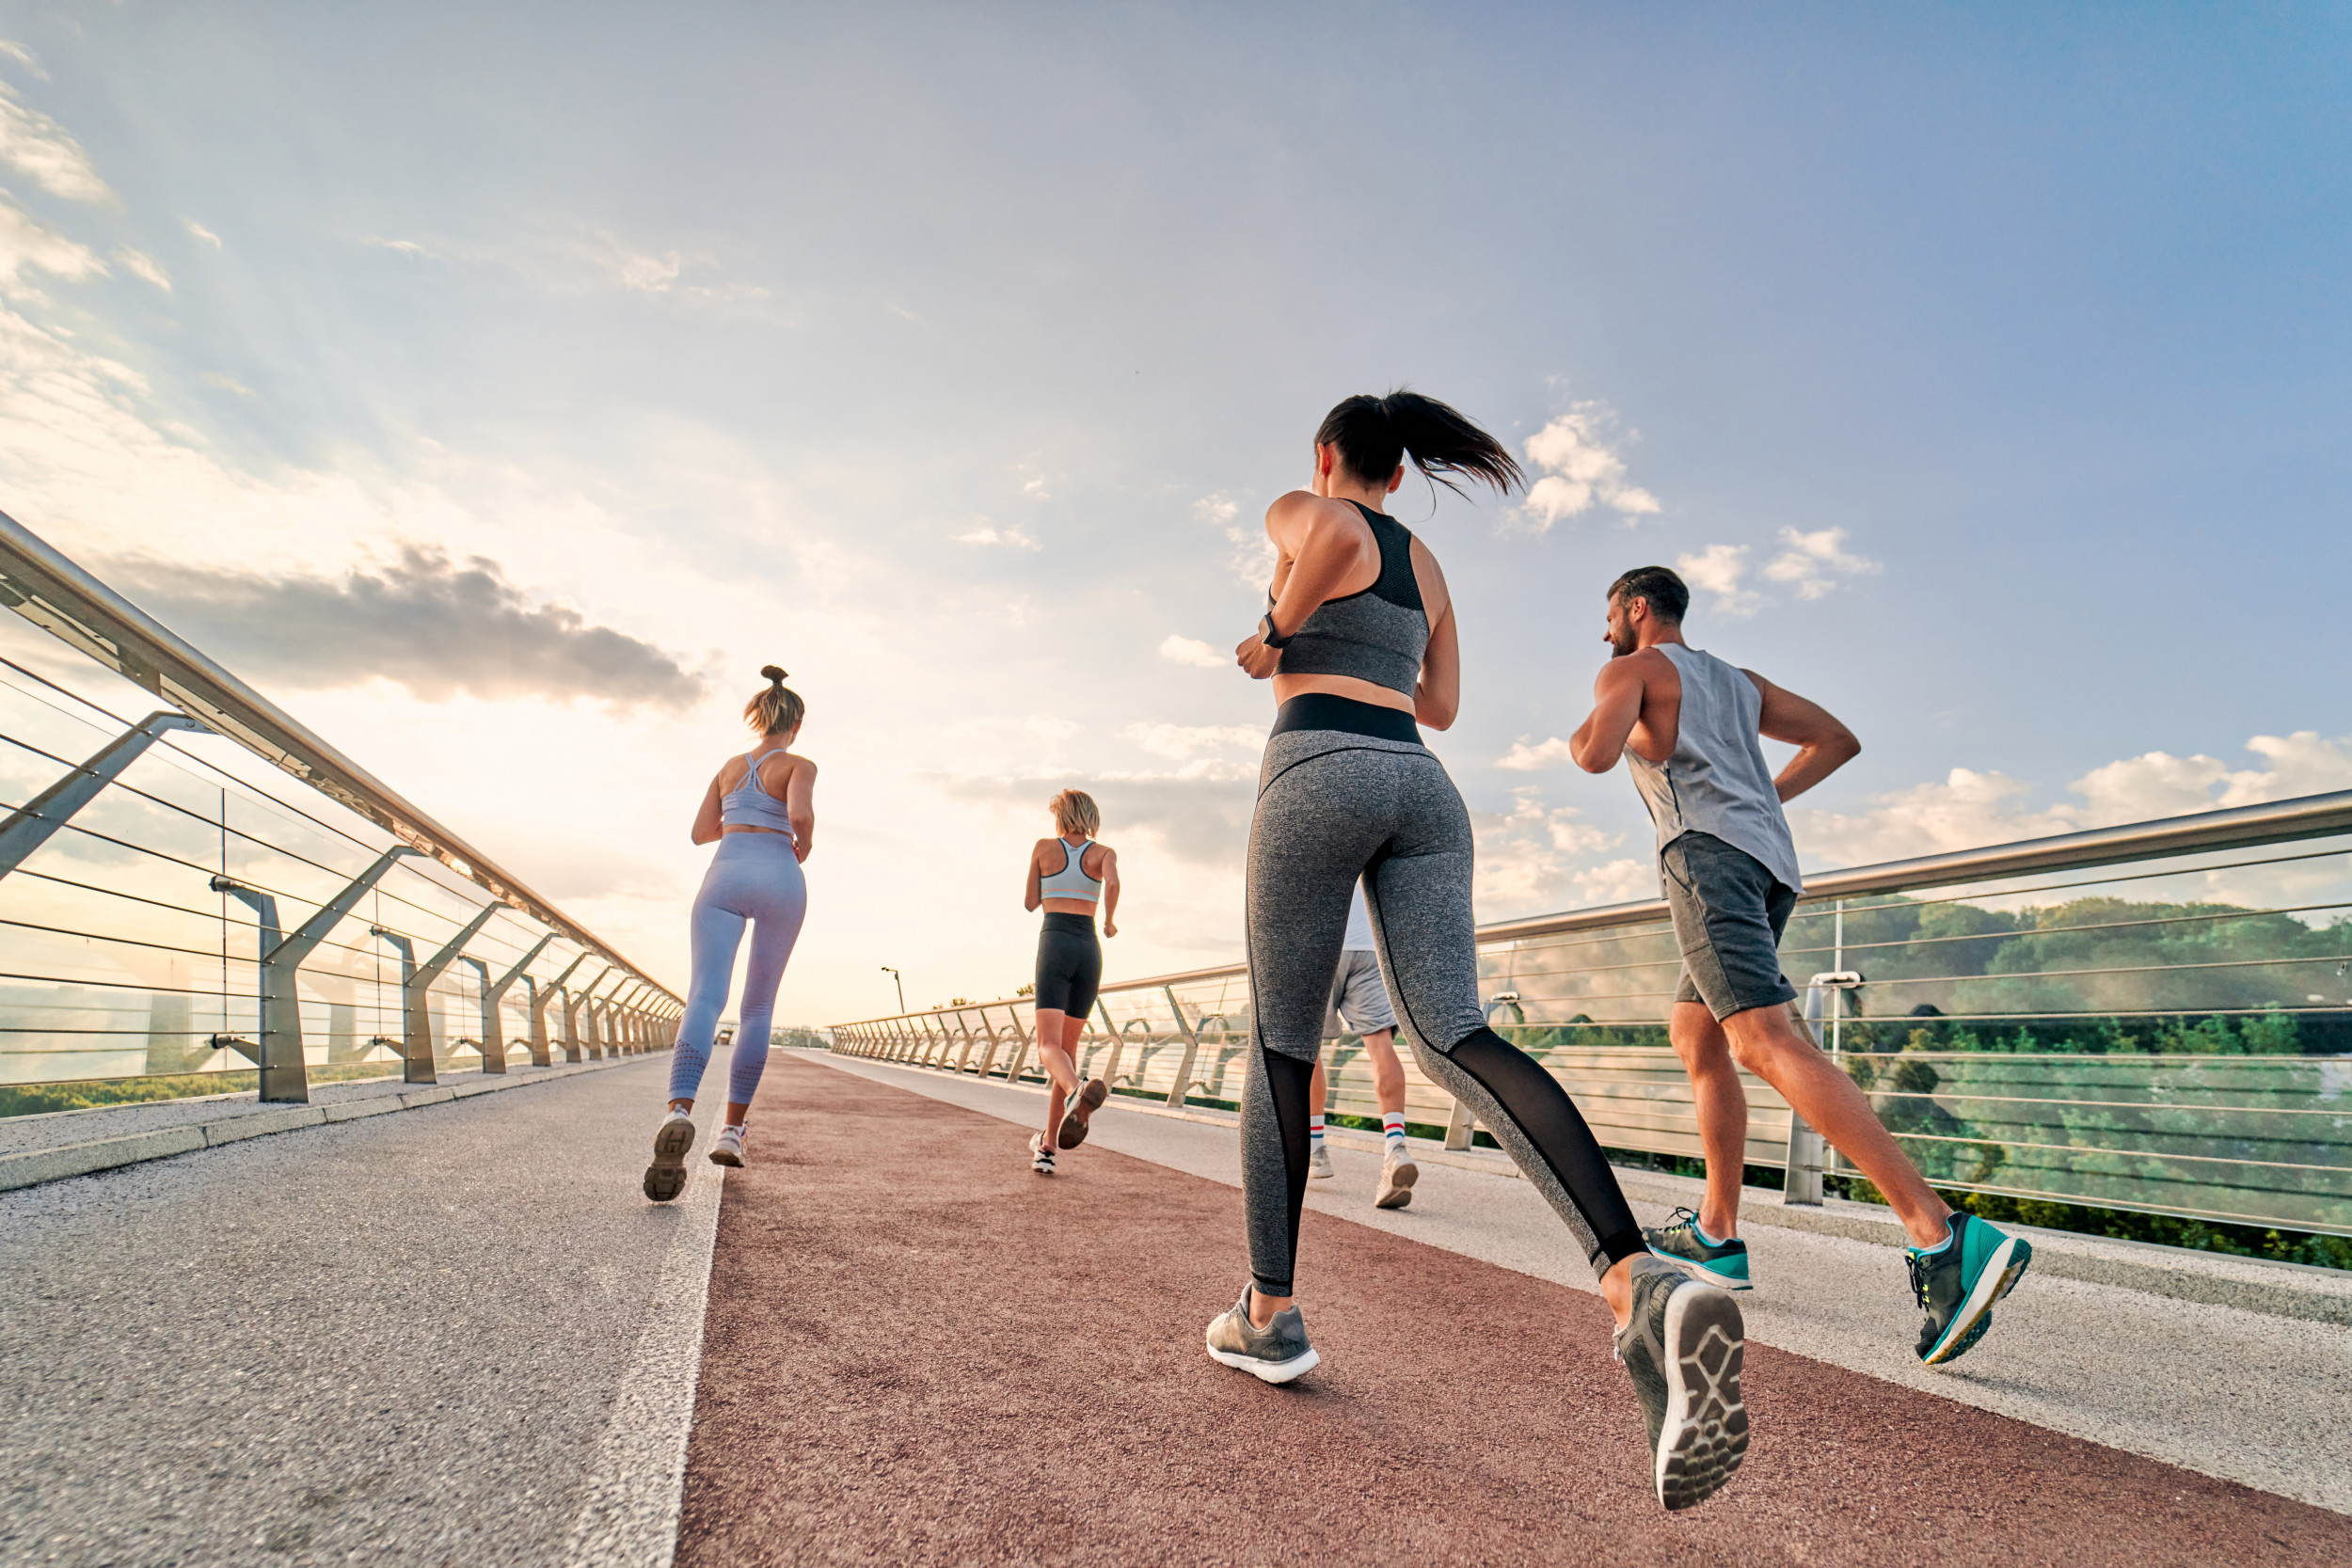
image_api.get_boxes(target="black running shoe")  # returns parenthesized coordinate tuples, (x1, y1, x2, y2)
(1909, 1212, 2032, 1366)
(1614, 1256, 1748, 1511)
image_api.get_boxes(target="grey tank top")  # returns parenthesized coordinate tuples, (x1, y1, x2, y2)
(1269, 500, 1426, 696)
(1625, 644, 1804, 894)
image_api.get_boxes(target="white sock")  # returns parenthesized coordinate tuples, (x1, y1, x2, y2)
(1382, 1112, 1406, 1148)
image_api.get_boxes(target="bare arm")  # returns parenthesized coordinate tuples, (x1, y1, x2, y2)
(1235, 493, 1372, 677)
(785, 757, 818, 863)
(1097, 847, 1120, 937)
(1024, 840, 1046, 912)
(1412, 546, 1460, 730)
(1570, 658, 1648, 773)
(691, 773, 725, 845)
(1749, 671, 1860, 801)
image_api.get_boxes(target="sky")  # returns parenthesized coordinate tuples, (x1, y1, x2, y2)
(0, 1, 2346, 1025)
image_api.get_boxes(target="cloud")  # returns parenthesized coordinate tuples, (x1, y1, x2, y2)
(1676, 543, 1759, 616)
(183, 218, 221, 249)
(1158, 634, 1226, 669)
(114, 247, 169, 293)
(1570, 858, 1657, 906)
(1517, 404, 1661, 531)
(1790, 732, 2352, 867)
(1470, 786, 1622, 915)
(1198, 491, 1272, 592)
(1762, 526, 1879, 600)
(1496, 735, 1578, 771)
(0, 42, 47, 80)
(365, 236, 435, 258)
(954, 520, 1039, 548)
(101, 545, 708, 708)
(0, 196, 103, 293)
(202, 372, 254, 398)
(1122, 721, 1263, 759)
(0, 84, 110, 203)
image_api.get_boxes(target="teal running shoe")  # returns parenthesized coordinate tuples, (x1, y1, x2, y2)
(1908, 1212, 2033, 1366)
(1643, 1208, 1753, 1291)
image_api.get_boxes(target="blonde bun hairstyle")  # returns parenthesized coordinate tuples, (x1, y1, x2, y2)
(744, 665, 805, 736)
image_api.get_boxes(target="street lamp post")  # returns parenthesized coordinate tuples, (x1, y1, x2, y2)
(881, 966, 905, 1013)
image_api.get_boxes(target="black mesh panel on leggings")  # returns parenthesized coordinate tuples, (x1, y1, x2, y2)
(1442, 1026, 1646, 1267)
(1241, 1046, 1316, 1297)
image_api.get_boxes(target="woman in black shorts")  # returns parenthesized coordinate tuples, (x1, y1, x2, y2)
(1022, 789, 1120, 1174)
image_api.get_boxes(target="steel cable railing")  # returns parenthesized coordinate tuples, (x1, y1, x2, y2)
(0, 515, 682, 1109)
(830, 791, 2352, 1238)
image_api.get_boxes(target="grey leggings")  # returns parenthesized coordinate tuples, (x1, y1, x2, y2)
(1242, 718, 1646, 1297)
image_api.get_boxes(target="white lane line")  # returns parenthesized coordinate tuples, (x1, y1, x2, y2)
(562, 1156, 725, 1567)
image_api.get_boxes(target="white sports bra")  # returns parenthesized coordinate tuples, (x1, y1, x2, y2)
(1038, 836, 1102, 902)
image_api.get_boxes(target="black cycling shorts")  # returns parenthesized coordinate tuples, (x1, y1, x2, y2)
(1034, 911, 1103, 1017)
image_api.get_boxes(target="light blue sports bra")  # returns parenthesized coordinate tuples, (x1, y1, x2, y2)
(719, 749, 797, 838)
(1039, 835, 1102, 902)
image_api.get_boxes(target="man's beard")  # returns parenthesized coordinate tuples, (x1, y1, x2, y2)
(1608, 625, 1639, 657)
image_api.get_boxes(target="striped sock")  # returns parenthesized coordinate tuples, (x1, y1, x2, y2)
(1310, 1113, 1326, 1146)
(1382, 1112, 1406, 1147)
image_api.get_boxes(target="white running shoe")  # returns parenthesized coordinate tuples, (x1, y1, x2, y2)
(644, 1109, 695, 1202)
(1374, 1144, 1419, 1210)
(1028, 1132, 1056, 1175)
(1308, 1143, 1334, 1180)
(708, 1123, 747, 1168)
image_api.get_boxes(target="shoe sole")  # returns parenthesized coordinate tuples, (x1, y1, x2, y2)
(1922, 1236, 2032, 1367)
(1374, 1158, 1419, 1210)
(708, 1143, 744, 1169)
(643, 1119, 695, 1203)
(1204, 1338, 1321, 1385)
(1057, 1079, 1108, 1150)
(1654, 1251, 1753, 1292)
(1655, 1281, 1749, 1512)
(1309, 1159, 1335, 1180)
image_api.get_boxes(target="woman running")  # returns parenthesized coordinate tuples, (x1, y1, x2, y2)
(1204, 391, 1749, 1513)
(644, 666, 815, 1200)
(1021, 789, 1120, 1174)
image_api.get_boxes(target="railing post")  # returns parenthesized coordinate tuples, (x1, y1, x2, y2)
(953, 1009, 978, 1072)
(1784, 994, 1829, 1205)
(457, 957, 502, 1073)
(1001, 1006, 1033, 1085)
(0, 711, 209, 881)
(1163, 986, 1201, 1108)
(535, 954, 588, 1064)
(1094, 999, 1124, 1088)
(477, 934, 555, 1069)
(973, 1008, 1005, 1079)
(374, 901, 501, 1086)
(565, 966, 609, 1062)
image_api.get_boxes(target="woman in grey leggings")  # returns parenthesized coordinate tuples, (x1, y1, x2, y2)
(1201, 392, 1749, 1513)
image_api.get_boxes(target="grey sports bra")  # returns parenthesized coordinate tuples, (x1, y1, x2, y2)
(1268, 500, 1427, 696)
(718, 749, 797, 837)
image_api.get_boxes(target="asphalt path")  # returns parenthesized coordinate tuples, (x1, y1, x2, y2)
(0, 1055, 710, 1568)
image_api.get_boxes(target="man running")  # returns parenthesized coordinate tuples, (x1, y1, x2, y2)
(1307, 882, 1420, 1209)
(1567, 565, 2030, 1366)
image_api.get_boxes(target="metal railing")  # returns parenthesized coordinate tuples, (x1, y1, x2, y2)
(0, 511, 682, 1105)
(830, 791, 2352, 1238)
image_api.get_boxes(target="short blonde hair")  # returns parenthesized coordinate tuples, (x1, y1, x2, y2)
(744, 665, 804, 736)
(1049, 788, 1100, 837)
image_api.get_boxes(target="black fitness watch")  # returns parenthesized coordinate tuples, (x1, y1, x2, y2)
(1260, 613, 1295, 649)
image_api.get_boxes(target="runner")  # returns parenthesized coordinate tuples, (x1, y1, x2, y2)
(644, 666, 815, 1201)
(1566, 565, 2032, 1366)
(1022, 789, 1120, 1176)
(1204, 391, 1748, 1513)
(1307, 881, 1420, 1211)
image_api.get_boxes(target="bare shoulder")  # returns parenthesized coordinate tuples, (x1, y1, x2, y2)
(1086, 841, 1117, 872)
(1406, 532, 1451, 612)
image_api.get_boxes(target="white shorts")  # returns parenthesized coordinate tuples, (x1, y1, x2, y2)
(1321, 948, 1398, 1038)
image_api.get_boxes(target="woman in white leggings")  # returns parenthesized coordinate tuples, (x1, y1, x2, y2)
(644, 666, 815, 1200)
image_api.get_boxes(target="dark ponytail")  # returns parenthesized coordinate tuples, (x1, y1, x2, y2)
(1314, 388, 1525, 499)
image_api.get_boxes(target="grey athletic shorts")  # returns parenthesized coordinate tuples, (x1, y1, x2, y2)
(1322, 948, 1398, 1038)
(1662, 831, 1799, 1021)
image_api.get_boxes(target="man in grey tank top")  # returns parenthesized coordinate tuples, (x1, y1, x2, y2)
(1566, 565, 2033, 1368)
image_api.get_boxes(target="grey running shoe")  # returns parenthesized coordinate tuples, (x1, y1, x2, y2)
(1614, 1256, 1748, 1512)
(1909, 1212, 2032, 1366)
(1028, 1132, 1056, 1175)
(1203, 1286, 1320, 1384)
(1057, 1078, 1108, 1149)
(1309, 1142, 1335, 1180)
(1644, 1207, 1753, 1291)
(1374, 1145, 1418, 1210)
(708, 1123, 746, 1168)
(643, 1110, 694, 1202)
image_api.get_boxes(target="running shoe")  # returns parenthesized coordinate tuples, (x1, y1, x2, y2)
(1057, 1077, 1108, 1149)
(1614, 1256, 1748, 1512)
(1909, 1212, 2032, 1366)
(1028, 1132, 1056, 1176)
(1374, 1145, 1418, 1210)
(1308, 1143, 1335, 1180)
(1203, 1286, 1320, 1384)
(643, 1109, 695, 1202)
(1643, 1207, 1753, 1291)
(708, 1124, 746, 1168)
